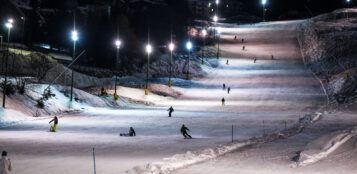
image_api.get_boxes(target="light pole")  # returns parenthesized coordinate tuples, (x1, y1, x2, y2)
(168, 42, 174, 87)
(347, 0, 351, 19)
(213, 15, 218, 40)
(145, 44, 152, 95)
(21, 17, 25, 45)
(262, 0, 267, 22)
(3, 19, 13, 108)
(186, 41, 192, 80)
(0, 35, 3, 51)
(70, 30, 78, 102)
(114, 40, 121, 98)
(201, 29, 207, 64)
(217, 27, 221, 59)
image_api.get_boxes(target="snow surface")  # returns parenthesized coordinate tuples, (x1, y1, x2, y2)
(0, 17, 341, 174)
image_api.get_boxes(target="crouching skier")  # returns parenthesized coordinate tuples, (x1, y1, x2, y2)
(120, 127, 136, 137)
(181, 124, 192, 139)
(49, 116, 58, 132)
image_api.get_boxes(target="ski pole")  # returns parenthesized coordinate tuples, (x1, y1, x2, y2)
(93, 148, 96, 174)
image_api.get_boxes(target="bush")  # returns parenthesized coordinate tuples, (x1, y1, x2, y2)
(1, 81, 16, 95)
(42, 88, 56, 100)
(37, 99, 44, 108)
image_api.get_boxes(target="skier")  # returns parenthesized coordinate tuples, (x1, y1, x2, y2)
(271, 55, 274, 60)
(168, 106, 174, 117)
(242, 38, 244, 43)
(242, 46, 245, 50)
(226, 60, 229, 65)
(254, 58, 257, 63)
(180, 124, 192, 139)
(120, 127, 136, 137)
(0, 151, 11, 174)
(101, 87, 108, 96)
(49, 116, 58, 132)
(223, 83, 226, 90)
(227, 87, 231, 94)
(234, 36, 237, 40)
(222, 97, 225, 105)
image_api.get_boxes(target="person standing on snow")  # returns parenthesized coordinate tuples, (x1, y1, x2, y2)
(223, 83, 226, 90)
(222, 97, 225, 106)
(227, 87, 231, 94)
(49, 116, 58, 132)
(168, 106, 174, 117)
(180, 124, 192, 139)
(0, 151, 12, 174)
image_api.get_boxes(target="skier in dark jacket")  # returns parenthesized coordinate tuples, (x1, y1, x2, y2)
(49, 116, 58, 132)
(120, 127, 136, 137)
(180, 124, 192, 139)
(168, 106, 174, 117)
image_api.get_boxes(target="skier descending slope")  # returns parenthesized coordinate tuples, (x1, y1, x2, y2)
(180, 124, 192, 139)
(0, 151, 12, 174)
(168, 106, 174, 117)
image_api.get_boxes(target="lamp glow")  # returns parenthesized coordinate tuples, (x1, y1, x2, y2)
(216, 0, 219, 5)
(262, 0, 267, 5)
(202, 29, 207, 36)
(169, 43, 175, 52)
(71, 30, 78, 41)
(217, 27, 222, 34)
(213, 15, 218, 22)
(115, 40, 121, 49)
(146, 44, 152, 54)
(8, 19, 13, 24)
(186, 41, 192, 50)
(5, 23, 12, 29)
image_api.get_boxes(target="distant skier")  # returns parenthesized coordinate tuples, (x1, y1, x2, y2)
(168, 106, 174, 117)
(227, 87, 231, 94)
(226, 60, 229, 65)
(180, 124, 192, 139)
(234, 36, 237, 40)
(120, 127, 136, 137)
(242, 38, 244, 43)
(101, 87, 108, 96)
(254, 58, 257, 63)
(49, 116, 58, 132)
(222, 97, 225, 106)
(223, 83, 226, 90)
(242, 46, 245, 50)
(0, 151, 12, 174)
(271, 55, 274, 60)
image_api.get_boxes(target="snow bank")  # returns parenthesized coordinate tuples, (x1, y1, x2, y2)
(295, 126, 357, 167)
(125, 112, 322, 174)
(0, 108, 32, 127)
(297, 8, 357, 106)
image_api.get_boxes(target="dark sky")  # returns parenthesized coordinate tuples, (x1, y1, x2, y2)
(241, 0, 351, 19)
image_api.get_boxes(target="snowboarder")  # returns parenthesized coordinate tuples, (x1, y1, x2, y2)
(49, 116, 58, 132)
(168, 106, 174, 117)
(180, 124, 192, 139)
(242, 46, 245, 50)
(226, 60, 229, 65)
(0, 151, 12, 174)
(222, 97, 225, 105)
(223, 83, 226, 90)
(120, 127, 136, 137)
(227, 87, 231, 94)
(254, 58, 257, 63)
